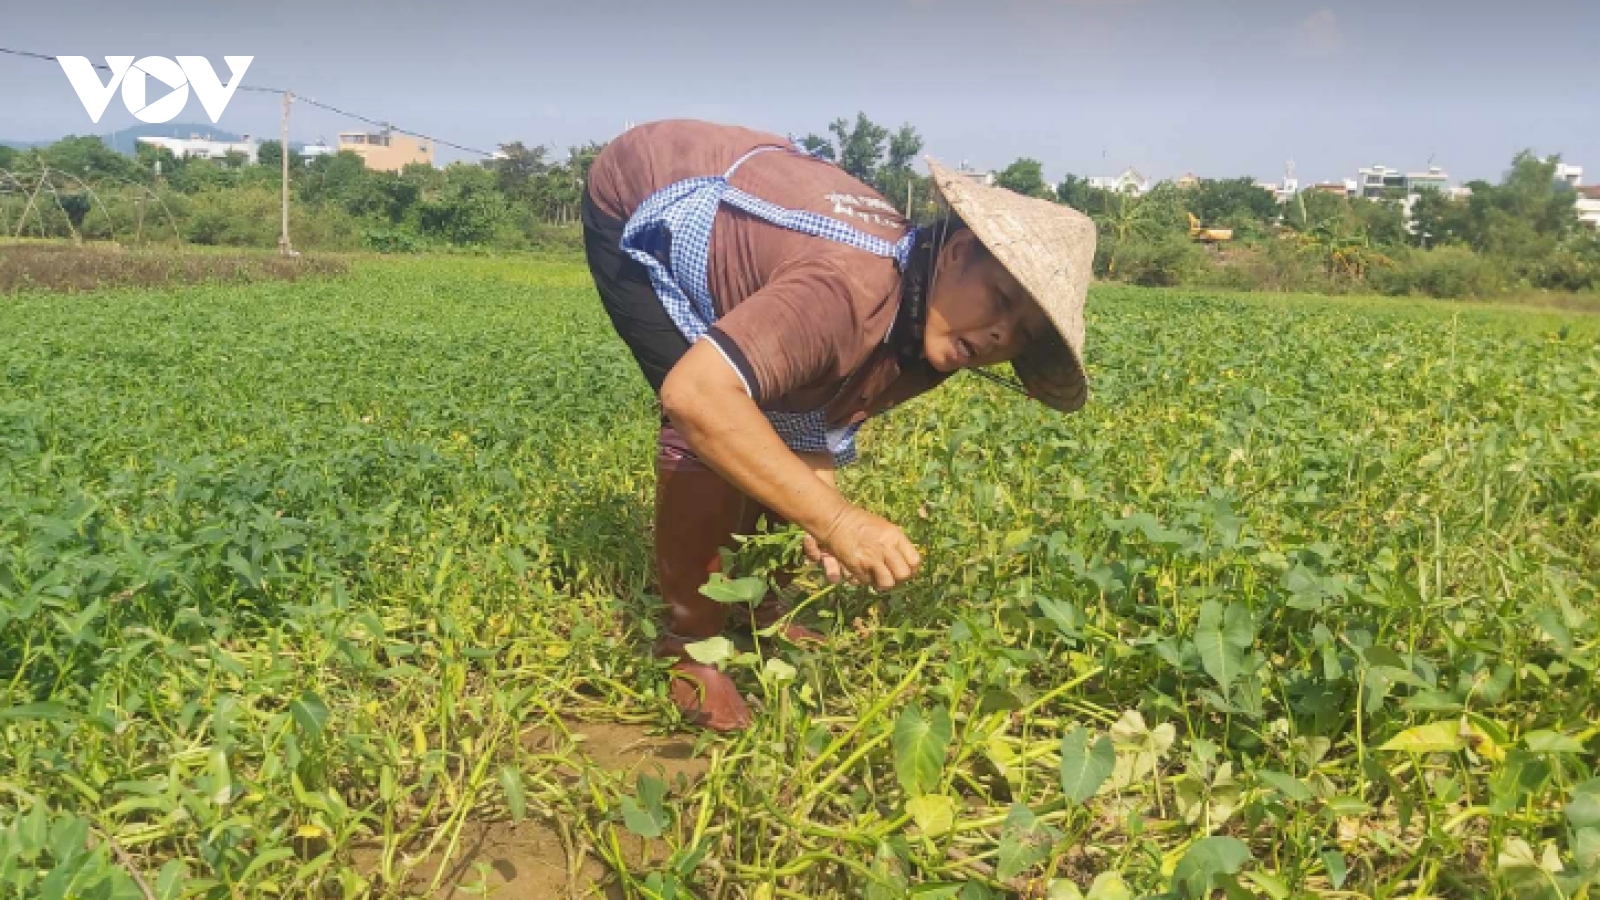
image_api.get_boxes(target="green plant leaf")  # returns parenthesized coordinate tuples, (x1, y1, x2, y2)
(996, 804, 1061, 881)
(684, 636, 734, 667)
(893, 705, 952, 797)
(500, 765, 526, 823)
(0, 702, 76, 721)
(1195, 601, 1248, 692)
(289, 691, 329, 741)
(621, 775, 669, 840)
(1491, 750, 1552, 816)
(1047, 879, 1085, 900)
(906, 794, 957, 836)
(1035, 597, 1084, 638)
(1379, 720, 1463, 754)
(1085, 872, 1132, 900)
(1221, 602, 1253, 649)
(638, 774, 667, 816)
(1325, 796, 1371, 817)
(1058, 727, 1115, 805)
(866, 841, 908, 900)
(762, 657, 797, 682)
(1524, 730, 1587, 754)
(1172, 836, 1251, 899)
(1566, 778, 1600, 831)
(1535, 607, 1574, 654)
(1573, 827, 1600, 874)
(1321, 849, 1349, 890)
(154, 859, 187, 900)
(1001, 526, 1034, 553)
(18, 799, 48, 857)
(1245, 871, 1290, 900)
(620, 796, 662, 839)
(699, 575, 768, 605)
(46, 815, 88, 867)
(1257, 770, 1312, 802)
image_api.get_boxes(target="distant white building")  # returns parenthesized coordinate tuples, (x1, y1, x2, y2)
(1544, 161, 1598, 229)
(298, 141, 336, 162)
(1278, 162, 1300, 202)
(1354, 164, 1451, 200)
(1256, 162, 1300, 203)
(1088, 167, 1150, 196)
(1348, 164, 1458, 230)
(137, 134, 259, 165)
(1577, 189, 1600, 229)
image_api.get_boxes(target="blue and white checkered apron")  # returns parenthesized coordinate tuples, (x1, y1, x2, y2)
(621, 144, 917, 467)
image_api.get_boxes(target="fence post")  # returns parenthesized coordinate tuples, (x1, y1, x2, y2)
(279, 90, 294, 257)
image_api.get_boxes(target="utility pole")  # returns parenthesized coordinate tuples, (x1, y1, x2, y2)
(278, 90, 293, 257)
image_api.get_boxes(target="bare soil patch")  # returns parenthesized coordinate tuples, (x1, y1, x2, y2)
(356, 720, 708, 898)
(525, 720, 710, 784)
(0, 241, 346, 293)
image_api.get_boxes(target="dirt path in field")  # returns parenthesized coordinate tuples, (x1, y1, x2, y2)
(356, 721, 707, 899)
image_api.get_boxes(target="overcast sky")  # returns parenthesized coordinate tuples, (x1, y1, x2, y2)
(3, 0, 1596, 186)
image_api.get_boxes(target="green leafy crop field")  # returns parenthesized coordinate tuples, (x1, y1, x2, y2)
(1, 254, 1597, 900)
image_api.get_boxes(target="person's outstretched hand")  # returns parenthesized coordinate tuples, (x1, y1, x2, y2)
(815, 505, 922, 590)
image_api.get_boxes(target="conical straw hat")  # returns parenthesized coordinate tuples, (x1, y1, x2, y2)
(926, 157, 1095, 413)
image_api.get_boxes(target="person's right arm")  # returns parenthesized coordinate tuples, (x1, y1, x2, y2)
(660, 340, 921, 590)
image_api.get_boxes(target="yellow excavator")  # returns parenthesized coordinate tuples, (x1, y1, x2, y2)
(1188, 212, 1234, 244)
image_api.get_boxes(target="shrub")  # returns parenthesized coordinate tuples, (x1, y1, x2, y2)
(182, 188, 362, 251)
(1527, 234, 1600, 293)
(362, 227, 421, 254)
(1113, 235, 1203, 287)
(1376, 246, 1509, 299)
(1191, 238, 1339, 294)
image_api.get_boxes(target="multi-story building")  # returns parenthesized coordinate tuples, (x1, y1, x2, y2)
(336, 130, 434, 172)
(1348, 164, 1456, 230)
(1354, 164, 1450, 200)
(137, 133, 259, 164)
(1542, 160, 1597, 227)
(1576, 187, 1600, 230)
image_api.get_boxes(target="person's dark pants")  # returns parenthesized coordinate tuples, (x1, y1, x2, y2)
(581, 192, 690, 396)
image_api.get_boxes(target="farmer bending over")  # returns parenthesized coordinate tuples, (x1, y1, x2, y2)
(583, 120, 1095, 731)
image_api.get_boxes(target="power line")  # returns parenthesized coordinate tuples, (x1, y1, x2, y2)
(1, 47, 496, 157)
(0, 46, 109, 69)
(236, 85, 495, 157)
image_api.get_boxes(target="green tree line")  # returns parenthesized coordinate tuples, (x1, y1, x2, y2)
(0, 135, 602, 253)
(3, 119, 1597, 299)
(1047, 151, 1599, 298)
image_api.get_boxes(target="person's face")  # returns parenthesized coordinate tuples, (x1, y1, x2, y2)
(922, 230, 1048, 373)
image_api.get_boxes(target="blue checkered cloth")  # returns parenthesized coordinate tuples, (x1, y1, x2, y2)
(621, 145, 917, 467)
